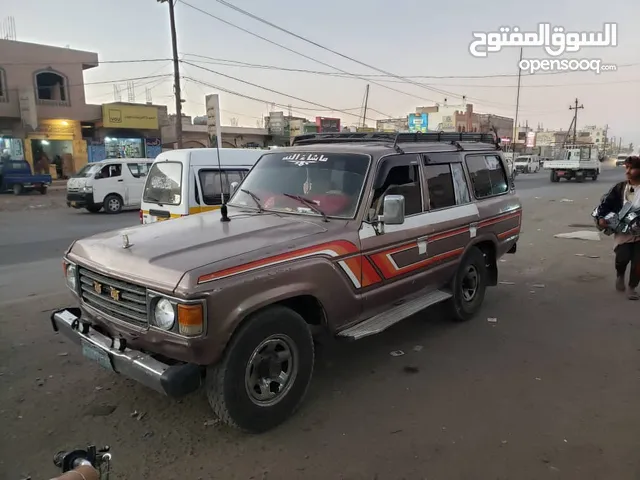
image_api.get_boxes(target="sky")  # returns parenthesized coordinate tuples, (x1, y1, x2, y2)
(3, 0, 640, 148)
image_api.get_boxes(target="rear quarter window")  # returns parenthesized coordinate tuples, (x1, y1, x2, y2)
(465, 154, 509, 198)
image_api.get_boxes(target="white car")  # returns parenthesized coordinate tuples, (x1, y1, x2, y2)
(514, 155, 541, 174)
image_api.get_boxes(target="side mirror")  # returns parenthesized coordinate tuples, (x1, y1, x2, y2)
(230, 181, 239, 195)
(379, 195, 405, 225)
(94, 173, 102, 179)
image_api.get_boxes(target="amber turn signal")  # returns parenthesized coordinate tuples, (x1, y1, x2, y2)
(177, 303, 204, 336)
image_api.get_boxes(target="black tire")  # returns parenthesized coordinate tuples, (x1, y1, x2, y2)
(592, 174, 598, 181)
(86, 205, 102, 213)
(205, 305, 315, 433)
(576, 175, 585, 183)
(103, 194, 123, 214)
(39, 186, 48, 195)
(12, 184, 23, 195)
(550, 171, 559, 183)
(446, 247, 488, 322)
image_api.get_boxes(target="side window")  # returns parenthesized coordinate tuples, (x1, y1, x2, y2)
(198, 169, 246, 205)
(138, 163, 150, 176)
(423, 163, 471, 209)
(127, 163, 141, 178)
(99, 163, 122, 178)
(465, 154, 509, 198)
(369, 160, 422, 218)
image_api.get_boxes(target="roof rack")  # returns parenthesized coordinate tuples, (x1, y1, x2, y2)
(290, 131, 500, 151)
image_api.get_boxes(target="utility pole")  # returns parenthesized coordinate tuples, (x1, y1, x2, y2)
(159, 0, 183, 149)
(569, 98, 584, 144)
(618, 137, 622, 155)
(362, 84, 370, 128)
(602, 124, 608, 157)
(512, 48, 523, 153)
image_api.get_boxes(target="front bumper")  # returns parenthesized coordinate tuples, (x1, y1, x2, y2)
(66, 191, 96, 209)
(50, 308, 202, 397)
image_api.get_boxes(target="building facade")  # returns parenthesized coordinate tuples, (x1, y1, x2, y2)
(0, 39, 102, 175)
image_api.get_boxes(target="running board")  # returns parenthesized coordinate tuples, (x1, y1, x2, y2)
(337, 289, 453, 341)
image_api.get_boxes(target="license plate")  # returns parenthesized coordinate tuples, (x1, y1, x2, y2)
(81, 340, 114, 371)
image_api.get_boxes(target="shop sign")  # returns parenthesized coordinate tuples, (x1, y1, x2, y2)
(35, 121, 75, 136)
(102, 104, 159, 130)
(205, 94, 222, 148)
(408, 113, 429, 133)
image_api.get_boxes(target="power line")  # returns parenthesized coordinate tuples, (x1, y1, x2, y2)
(177, 0, 446, 105)
(182, 60, 396, 119)
(5, 73, 173, 93)
(180, 55, 640, 88)
(204, 0, 519, 109)
(185, 76, 386, 121)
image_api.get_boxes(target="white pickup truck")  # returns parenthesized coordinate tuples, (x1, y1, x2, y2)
(544, 145, 601, 183)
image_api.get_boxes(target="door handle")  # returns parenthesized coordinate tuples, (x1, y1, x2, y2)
(117, 179, 123, 182)
(417, 236, 428, 255)
(469, 222, 478, 238)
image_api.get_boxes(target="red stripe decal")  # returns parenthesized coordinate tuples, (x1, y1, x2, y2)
(479, 211, 521, 228)
(198, 240, 359, 283)
(498, 226, 521, 239)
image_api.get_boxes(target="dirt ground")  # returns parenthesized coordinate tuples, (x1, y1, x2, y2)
(2, 188, 640, 479)
(0, 187, 67, 212)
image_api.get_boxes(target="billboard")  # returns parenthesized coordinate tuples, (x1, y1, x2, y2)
(408, 113, 428, 133)
(206, 94, 222, 147)
(102, 103, 159, 130)
(316, 117, 340, 133)
(526, 131, 536, 148)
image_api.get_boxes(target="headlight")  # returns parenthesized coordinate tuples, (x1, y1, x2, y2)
(83, 186, 93, 193)
(153, 298, 176, 330)
(65, 263, 77, 292)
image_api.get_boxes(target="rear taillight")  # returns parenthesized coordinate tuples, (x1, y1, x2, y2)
(139, 210, 143, 224)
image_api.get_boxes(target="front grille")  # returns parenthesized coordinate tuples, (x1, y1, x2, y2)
(78, 267, 148, 327)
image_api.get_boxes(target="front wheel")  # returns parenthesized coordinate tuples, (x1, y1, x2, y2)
(86, 205, 102, 213)
(12, 184, 23, 195)
(206, 305, 315, 433)
(103, 194, 123, 214)
(446, 247, 488, 322)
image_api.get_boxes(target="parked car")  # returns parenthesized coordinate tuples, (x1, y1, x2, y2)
(0, 157, 51, 195)
(51, 132, 522, 433)
(66, 159, 154, 213)
(616, 154, 629, 166)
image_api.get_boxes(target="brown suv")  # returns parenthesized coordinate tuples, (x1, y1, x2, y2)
(51, 132, 522, 433)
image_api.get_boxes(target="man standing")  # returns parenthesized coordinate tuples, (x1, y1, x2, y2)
(597, 156, 640, 300)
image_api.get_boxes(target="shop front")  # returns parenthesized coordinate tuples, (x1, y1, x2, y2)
(24, 119, 86, 178)
(88, 103, 162, 163)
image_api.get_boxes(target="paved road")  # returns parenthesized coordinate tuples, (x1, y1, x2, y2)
(1, 162, 637, 480)
(0, 209, 138, 305)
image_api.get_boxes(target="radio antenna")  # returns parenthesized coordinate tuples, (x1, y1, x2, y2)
(215, 135, 230, 222)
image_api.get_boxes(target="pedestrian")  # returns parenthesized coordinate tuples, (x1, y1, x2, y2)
(596, 155, 640, 300)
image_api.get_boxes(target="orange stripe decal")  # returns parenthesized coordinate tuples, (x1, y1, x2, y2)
(361, 256, 383, 287)
(197, 240, 359, 283)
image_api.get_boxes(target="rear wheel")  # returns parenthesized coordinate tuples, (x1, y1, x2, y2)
(550, 171, 559, 183)
(38, 186, 48, 195)
(12, 184, 23, 195)
(446, 247, 488, 322)
(103, 194, 123, 214)
(205, 305, 315, 433)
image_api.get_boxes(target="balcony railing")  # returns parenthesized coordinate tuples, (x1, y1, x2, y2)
(36, 98, 69, 107)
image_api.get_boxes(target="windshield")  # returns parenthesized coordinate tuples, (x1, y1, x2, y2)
(73, 164, 101, 178)
(515, 157, 530, 163)
(143, 161, 183, 206)
(229, 151, 370, 218)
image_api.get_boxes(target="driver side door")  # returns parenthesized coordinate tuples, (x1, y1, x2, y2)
(358, 154, 428, 316)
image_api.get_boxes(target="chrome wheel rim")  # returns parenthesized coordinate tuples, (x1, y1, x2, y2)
(245, 334, 298, 407)
(108, 198, 120, 211)
(461, 265, 479, 302)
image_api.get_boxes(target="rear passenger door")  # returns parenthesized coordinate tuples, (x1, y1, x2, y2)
(419, 153, 481, 283)
(464, 153, 521, 245)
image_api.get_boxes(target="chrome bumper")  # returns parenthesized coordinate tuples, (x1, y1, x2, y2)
(50, 308, 201, 397)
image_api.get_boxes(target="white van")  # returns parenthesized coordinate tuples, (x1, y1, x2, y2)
(66, 158, 154, 214)
(514, 155, 541, 174)
(140, 148, 264, 224)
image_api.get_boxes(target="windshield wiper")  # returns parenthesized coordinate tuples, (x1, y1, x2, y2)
(240, 188, 264, 212)
(282, 193, 328, 222)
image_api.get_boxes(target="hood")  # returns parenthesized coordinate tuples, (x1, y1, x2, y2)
(69, 208, 327, 291)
